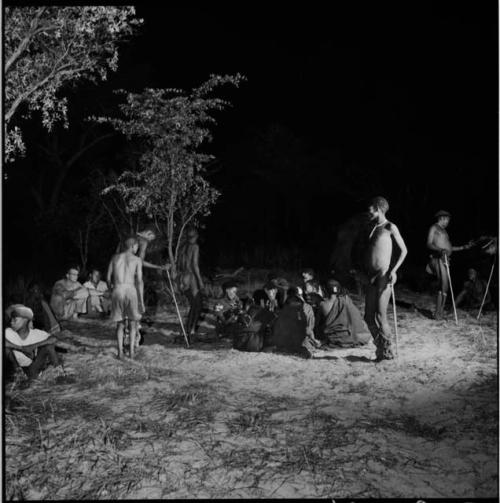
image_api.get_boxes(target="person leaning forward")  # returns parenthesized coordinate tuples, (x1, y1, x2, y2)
(426, 210, 474, 320)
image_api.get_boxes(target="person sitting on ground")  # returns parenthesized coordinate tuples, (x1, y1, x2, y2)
(455, 268, 491, 310)
(301, 268, 325, 297)
(317, 278, 371, 348)
(50, 267, 89, 321)
(5, 304, 65, 384)
(265, 289, 319, 358)
(83, 269, 111, 315)
(291, 286, 322, 348)
(267, 272, 289, 308)
(304, 279, 324, 310)
(25, 282, 61, 335)
(253, 281, 279, 312)
(214, 280, 244, 338)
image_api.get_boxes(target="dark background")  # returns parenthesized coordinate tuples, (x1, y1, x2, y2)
(3, 3, 498, 290)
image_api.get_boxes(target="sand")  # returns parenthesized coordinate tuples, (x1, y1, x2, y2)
(4, 286, 498, 499)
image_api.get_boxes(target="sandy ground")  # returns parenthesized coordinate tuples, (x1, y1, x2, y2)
(4, 287, 498, 499)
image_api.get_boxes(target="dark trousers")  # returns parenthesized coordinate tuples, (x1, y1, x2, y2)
(6, 345, 60, 380)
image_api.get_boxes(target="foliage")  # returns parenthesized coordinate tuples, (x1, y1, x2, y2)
(4, 6, 142, 161)
(97, 74, 245, 272)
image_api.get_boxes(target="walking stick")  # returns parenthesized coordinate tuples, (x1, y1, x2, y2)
(390, 283, 399, 359)
(164, 267, 190, 348)
(443, 254, 458, 325)
(477, 254, 496, 320)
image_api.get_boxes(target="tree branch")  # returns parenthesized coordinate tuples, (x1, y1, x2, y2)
(5, 7, 46, 73)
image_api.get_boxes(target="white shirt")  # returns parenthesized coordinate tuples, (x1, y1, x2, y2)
(83, 280, 108, 296)
(5, 327, 50, 367)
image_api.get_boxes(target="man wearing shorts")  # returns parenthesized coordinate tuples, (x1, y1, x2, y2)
(107, 237, 144, 360)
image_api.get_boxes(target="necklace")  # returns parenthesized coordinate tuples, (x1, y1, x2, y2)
(369, 219, 388, 240)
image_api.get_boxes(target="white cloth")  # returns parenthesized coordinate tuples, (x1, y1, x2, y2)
(5, 327, 50, 367)
(83, 280, 108, 296)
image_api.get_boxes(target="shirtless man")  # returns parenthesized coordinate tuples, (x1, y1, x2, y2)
(364, 197, 407, 362)
(426, 210, 473, 320)
(177, 228, 205, 342)
(107, 237, 144, 360)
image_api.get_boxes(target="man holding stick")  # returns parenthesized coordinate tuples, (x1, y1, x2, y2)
(364, 197, 407, 362)
(426, 210, 474, 320)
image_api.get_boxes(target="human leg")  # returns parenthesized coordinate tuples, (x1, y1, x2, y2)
(364, 283, 378, 340)
(116, 321, 125, 359)
(129, 321, 138, 360)
(26, 345, 60, 380)
(434, 260, 449, 319)
(374, 280, 394, 360)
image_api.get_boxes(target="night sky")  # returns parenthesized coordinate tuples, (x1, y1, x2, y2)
(3, 3, 499, 287)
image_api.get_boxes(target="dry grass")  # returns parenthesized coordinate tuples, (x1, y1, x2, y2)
(4, 282, 498, 499)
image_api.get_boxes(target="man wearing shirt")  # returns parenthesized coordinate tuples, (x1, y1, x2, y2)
(5, 304, 63, 382)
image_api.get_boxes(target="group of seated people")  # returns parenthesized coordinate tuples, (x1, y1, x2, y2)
(213, 269, 371, 358)
(49, 266, 111, 321)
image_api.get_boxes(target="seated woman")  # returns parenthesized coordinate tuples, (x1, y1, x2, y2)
(50, 267, 89, 321)
(316, 279, 371, 348)
(301, 268, 325, 297)
(265, 288, 320, 358)
(253, 282, 279, 312)
(83, 269, 111, 315)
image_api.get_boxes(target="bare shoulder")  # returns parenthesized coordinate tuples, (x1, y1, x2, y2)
(387, 221, 399, 233)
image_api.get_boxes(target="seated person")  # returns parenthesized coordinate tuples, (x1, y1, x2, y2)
(456, 268, 491, 309)
(232, 304, 277, 352)
(25, 282, 61, 335)
(214, 280, 244, 338)
(253, 282, 279, 312)
(265, 290, 319, 358)
(50, 267, 89, 320)
(291, 286, 322, 348)
(316, 279, 371, 347)
(304, 279, 324, 311)
(301, 268, 325, 297)
(5, 304, 64, 383)
(267, 272, 289, 308)
(83, 269, 111, 315)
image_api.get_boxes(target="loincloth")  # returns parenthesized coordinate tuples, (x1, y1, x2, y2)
(111, 284, 142, 322)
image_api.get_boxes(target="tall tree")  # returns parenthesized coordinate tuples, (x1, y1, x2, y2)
(98, 74, 245, 275)
(4, 6, 142, 161)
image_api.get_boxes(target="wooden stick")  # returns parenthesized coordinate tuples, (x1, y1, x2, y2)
(443, 254, 458, 325)
(390, 283, 399, 359)
(164, 268, 190, 348)
(477, 255, 496, 320)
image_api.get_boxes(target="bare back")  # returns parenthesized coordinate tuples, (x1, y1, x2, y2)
(366, 222, 393, 276)
(110, 251, 141, 286)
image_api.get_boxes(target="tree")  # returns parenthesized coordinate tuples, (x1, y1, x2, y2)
(4, 6, 142, 161)
(98, 74, 245, 275)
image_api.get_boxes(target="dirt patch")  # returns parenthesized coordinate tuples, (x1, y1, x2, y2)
(4, 288, 498, 499)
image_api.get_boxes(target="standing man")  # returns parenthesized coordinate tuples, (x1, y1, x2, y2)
(364, 197, 407, 362)
(107, 237, 144, 360)
(426, 210, 473, 319)
(177, 227, 205, 343)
